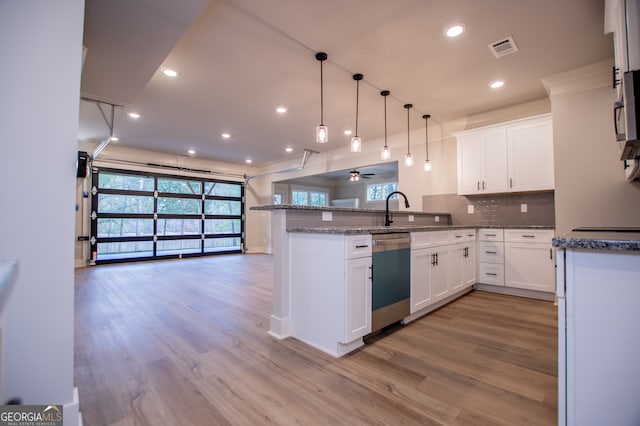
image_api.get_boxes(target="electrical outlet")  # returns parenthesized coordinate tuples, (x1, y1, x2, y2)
(408, 215, 415, 222)
(435, 216, 440, 222)
(467, 205, 474, 214)
(521, 203, 528, 213)
(322, 211, 333, 221)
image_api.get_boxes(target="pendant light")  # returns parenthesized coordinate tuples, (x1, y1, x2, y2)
(315, 52, 328, 144)
(404, 104, 414, 166)
(380, 90, 391, 160)
(350, 73, 363, 152)
(423, 114, 432, 171)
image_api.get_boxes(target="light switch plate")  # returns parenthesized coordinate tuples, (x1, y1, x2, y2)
(521, 203, 528, 213)
(322, 211, 333, 221)
(435, 215, 440, 222)
(467, 205, 474, 214)
(408, 215, 415, 222)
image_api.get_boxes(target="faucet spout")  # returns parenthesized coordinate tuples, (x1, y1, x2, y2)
(385, 191, 410, 226)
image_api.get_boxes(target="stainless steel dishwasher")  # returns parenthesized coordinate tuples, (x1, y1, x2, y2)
(370, 233, 411, 333)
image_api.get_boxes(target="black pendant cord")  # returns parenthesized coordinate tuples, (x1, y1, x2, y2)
(355, 79, 359, 136)
(405, 104, 413, 154)
(423, 114, 431, 161)
(320, 59, 324, 125)
(384, 95, 388, 147)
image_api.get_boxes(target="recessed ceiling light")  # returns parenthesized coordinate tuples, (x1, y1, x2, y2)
(245, 159, 252, 164)
(188, 149, 196, 155)
(285, 147, 293, 153)
(162, 68, 179, 78)
(221, 133, 231, 139)
(127, 112, 141, 119)
(444, 24, 465, 38)
(344, 130, 353, 136)
(489, 80, 505, 89)
(276, 107, 287, 114)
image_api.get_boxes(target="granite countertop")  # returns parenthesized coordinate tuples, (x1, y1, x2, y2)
(553, 230, 640, 251)
(0, 260, 18, 315)
(250, 204, 449, 216)
(288, 224, 554, 235)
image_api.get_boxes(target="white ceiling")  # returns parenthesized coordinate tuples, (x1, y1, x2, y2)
(78, 0, 613, 167)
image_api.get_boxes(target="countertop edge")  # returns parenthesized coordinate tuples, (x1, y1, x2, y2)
(552, 237, 640, 251)
(288, 225, 555, 234)
(250, 204, 450, 215)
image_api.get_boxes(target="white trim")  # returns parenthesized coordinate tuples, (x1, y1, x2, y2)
(63, 387, 81, 426)
(541, 59, 614, 98)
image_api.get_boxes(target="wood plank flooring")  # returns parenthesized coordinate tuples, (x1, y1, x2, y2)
(75, 254, 557, 425)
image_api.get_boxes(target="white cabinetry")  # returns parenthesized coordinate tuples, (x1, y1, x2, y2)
(504, 229, 555, 292)
(410, 229, 475, 314)
(507, 117, 554, 191)
(456, 114, 554, 195)
(477, 229, 505, 285)
(289, 233, 372, 357)
(557, 248, 640, 426)
(457, 128, 508, 194)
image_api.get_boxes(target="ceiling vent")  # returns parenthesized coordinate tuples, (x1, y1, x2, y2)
(489, 36, 519, 58)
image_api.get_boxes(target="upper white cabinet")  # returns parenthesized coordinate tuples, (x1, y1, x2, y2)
(457, 114, 554, 195)
(457, 128, 509, 194)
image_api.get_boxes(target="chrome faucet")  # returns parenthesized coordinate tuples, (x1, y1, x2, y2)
(385, 191, 410, 226)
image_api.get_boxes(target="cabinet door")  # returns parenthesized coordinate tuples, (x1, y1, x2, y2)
(508, 118, 554, 192)
(457, 134, 484, 194)
(504, 243, 555, 292)
(432, 249, 450, 302)
(482, 129, 509, 193)
(343, 257, 372, 342)
(410, 249, 432, 313)
(450, 244, 465, 293)
(463, 244, 476, 288)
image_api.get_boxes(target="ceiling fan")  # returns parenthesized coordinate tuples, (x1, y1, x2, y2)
(347, 169, 375, 181)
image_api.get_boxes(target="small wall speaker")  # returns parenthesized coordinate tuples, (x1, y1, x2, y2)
(76, 151, 88, 178)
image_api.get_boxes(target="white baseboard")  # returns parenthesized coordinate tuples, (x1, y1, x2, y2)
(268, 314, 290, 339)
(245, 246, 272, 254)
(63, 387, 82, 426)
(473, 283, 555, 301)
(403, 287, 473, 324)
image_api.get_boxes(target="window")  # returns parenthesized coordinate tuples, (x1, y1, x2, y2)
(366, 182, 399, 201)
(291, 190, 328, 207)
(91, 168, 244, 263)
(273, 193, 283, 205)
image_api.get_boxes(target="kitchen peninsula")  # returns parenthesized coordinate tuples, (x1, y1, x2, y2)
(253, 204, 554, 357)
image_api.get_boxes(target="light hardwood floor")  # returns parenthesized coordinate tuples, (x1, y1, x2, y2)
(75, 254, 557, 425)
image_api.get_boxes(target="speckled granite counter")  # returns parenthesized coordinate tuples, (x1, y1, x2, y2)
(251, 204, 450, 215)
(0, 260, 18, 315)
(288, 224, 554, 235)
(553, 231, 640, 251)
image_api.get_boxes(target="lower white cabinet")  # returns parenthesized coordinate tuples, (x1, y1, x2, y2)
(289, 233, 372, 357)
(504, 229, 555, 292)
(450, 243, 476, 293)
(410, 229, 475, 314)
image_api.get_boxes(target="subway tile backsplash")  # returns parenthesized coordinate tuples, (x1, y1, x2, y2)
(422, 192, 555, 227)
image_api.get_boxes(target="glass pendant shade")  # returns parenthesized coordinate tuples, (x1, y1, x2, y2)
(405, 153, 414, 167)
(424, 160, 432, 171)
(350, 136, 362, 152)
(381, 145, 391, 160)
(423, 114, 431, 172)
(316, 125, 328, 144)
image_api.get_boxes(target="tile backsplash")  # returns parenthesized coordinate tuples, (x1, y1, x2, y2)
(422, 192, 555, 227)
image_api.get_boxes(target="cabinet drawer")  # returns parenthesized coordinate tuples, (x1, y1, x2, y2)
(478, 229, 504, 242)
(505, 229, 554, 244)
(478, 242, 504, 264)
(411, 230, 450, 249)
(478, 263, 505, 286)
(449, 229, 476, 243)
(345, 235, 372, 259)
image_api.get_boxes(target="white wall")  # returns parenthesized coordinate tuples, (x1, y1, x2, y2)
(544, 61, 640, 234)
(0, 0, 84, 422)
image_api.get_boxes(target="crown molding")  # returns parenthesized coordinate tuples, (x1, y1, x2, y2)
(541, 59, 614, 98)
